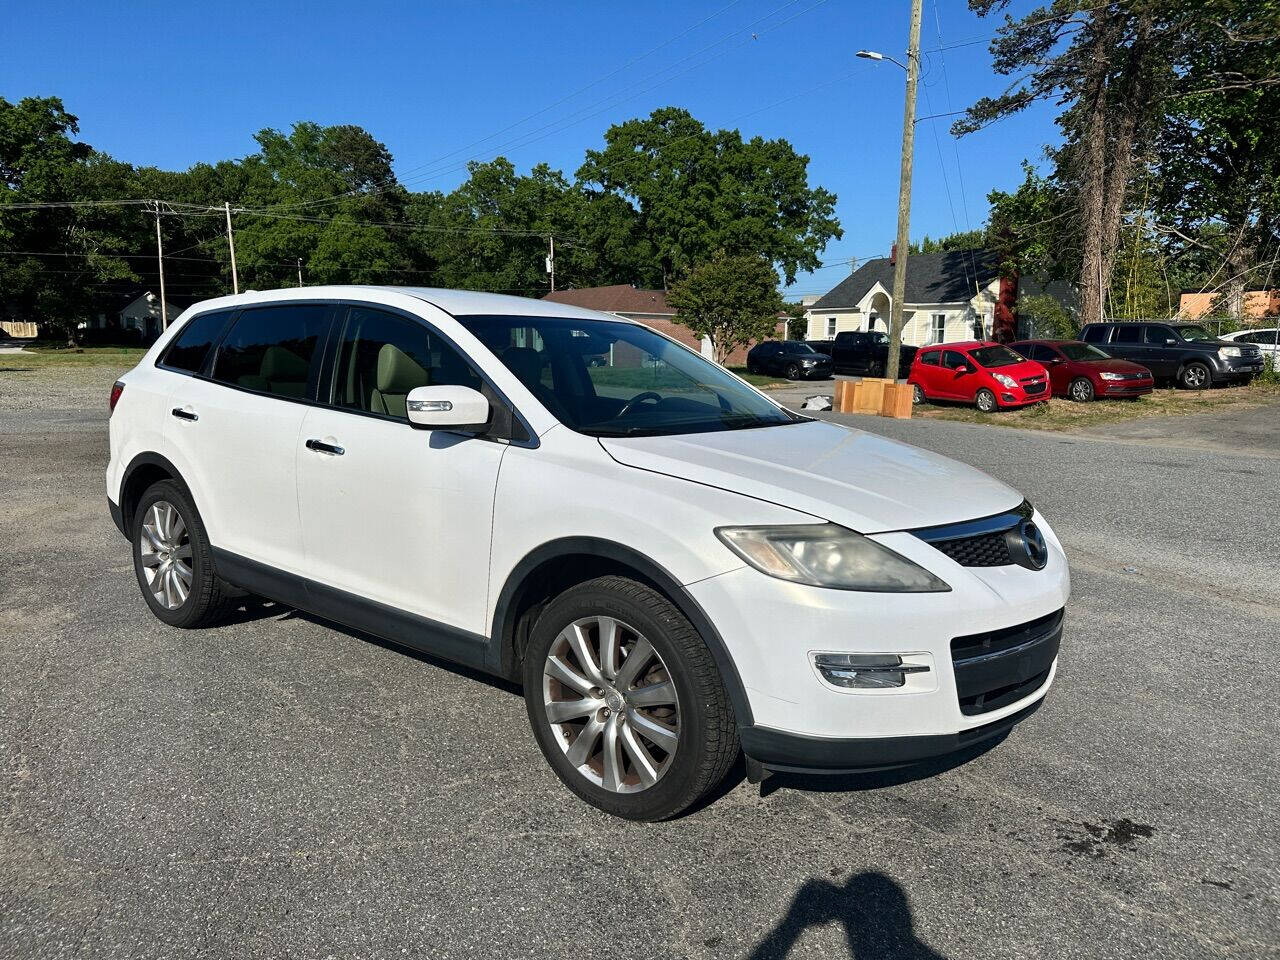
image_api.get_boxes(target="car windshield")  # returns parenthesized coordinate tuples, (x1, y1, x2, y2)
(457, 315, 802, 437)
(1058, 342, 1112, 361)
(1174, 325, 1213, 341)
(970, 345, 1023, 368)
(782, 341, 815, 353)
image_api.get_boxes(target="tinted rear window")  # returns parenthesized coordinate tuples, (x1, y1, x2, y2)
(160, 310, 234, 374)
(211, 304, 329, 399)
(1081, 326, 1109, 343)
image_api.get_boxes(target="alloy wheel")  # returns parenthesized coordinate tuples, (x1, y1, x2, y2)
(1070, 378, 1094, 402)
(542, 616, 680, 794)
(138, 500, 193, 610)
(1183, 364, 1207, 388)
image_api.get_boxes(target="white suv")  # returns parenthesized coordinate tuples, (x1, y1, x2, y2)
(107, 287, 1069, 820)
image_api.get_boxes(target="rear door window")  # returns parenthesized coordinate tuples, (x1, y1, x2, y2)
(1081, 326, 1110, 343)
(211, 304, 330, 399)
(159, 309, 235, 374)
(919, 349, 940, 366)
(1114, 325, 1143, 344)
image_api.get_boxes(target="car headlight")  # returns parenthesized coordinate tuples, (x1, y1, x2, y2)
(1219, 346, 1241, 358)
(715, 524, 950, 592)
(801, 357, 818, 364)
(1100, 371, 1124, 381)
(993, 373, 1018, 389)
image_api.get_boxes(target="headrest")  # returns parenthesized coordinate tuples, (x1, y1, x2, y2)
(259, 345, 309, 380)
(377, 343, 429, 393)
(502, 347, 544, 387)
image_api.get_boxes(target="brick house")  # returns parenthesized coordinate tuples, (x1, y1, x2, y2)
(542, 284, 783, 365)
(1177, 287, 1280, 322)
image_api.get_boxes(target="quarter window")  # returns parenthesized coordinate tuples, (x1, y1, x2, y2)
(160, 310, 234, 374)
(330, 307, 481, 420)
(211, 304, 329, 399)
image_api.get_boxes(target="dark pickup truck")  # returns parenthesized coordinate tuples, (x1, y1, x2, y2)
(809, 331, 918, 376)
(1080, 321, 1264, 388)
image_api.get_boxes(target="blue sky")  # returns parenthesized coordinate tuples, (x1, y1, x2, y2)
(3, 0, 1059, 297)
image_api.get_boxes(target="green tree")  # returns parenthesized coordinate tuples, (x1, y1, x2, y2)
(0, 96, 146, 341)
(667, 252, 783, 364)
(577, 107, 841, 284)
(957, 0, 1280, 326)
(909, 229, 986, 254)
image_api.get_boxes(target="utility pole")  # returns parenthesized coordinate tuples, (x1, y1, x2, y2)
(546, 235, 556, 292)
(297, 258, 304, 287)
(885, 0, 922, 382)
(152, 201, 169, 330)
(224, 201, 240, 294)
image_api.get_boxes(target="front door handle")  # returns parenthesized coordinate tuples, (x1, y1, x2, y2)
(305, 438, 345, 456)
(171, 407, 198, 421)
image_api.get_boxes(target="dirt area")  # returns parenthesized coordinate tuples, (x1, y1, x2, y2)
(0, 346, 144, 413)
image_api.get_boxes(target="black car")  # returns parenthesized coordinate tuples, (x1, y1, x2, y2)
(828, 330, 918, 376)
(746, 340, 834, 380)
(1080, 321, 1264, 388)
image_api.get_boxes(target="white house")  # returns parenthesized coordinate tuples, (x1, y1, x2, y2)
(805, 248, 1004, 345)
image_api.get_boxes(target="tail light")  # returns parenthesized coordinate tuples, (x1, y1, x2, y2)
(109, 381, 125, 415)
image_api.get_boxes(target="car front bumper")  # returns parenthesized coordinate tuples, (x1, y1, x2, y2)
(1217, 356, 1264, 380)
(1100, 379, 1154, 396)
(686, 511, 1070, 774)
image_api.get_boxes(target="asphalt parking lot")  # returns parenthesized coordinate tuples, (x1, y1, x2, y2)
(2, 381, 1278, 958)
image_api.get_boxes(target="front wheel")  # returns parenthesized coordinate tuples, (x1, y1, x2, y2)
(975, 388, 998, 413)
(1068, 377, 1095, 402)
(523, 576, 737, 821)
(1179, 362, 1210, 389)
(785, 362, 802, 380)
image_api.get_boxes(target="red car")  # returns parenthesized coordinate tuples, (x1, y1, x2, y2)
(1009, 339, 1154, 402)
(909, 341, 1050, 412)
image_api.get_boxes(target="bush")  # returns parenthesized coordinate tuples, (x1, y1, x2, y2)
(1258, 354, 1280, 385)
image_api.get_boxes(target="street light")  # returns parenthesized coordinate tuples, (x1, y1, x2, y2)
(857, 49, 907, 70)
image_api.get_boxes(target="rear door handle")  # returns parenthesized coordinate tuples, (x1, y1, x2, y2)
(305, 438, 345, 456)
(171, 407, 198, 421)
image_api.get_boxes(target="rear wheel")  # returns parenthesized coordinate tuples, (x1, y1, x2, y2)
(131, 480, 234, 628)
(975, 388, 998, 413)
(868, 360, 885, 378)
(523, 576, 737, 821)
(1068, 377, 1095, 402)
(912, 383, 926, 405)
(1179, 361, 1210, 389)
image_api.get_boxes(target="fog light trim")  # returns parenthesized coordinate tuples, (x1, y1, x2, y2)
(813, 653, 930, 690)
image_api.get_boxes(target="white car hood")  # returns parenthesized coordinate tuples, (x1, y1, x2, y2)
(600, 420, 1023, 534)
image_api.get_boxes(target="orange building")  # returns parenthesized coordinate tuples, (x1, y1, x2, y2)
(1177, 287, 1280, 322)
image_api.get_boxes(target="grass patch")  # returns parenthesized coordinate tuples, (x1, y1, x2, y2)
(0, 343, 147, 369)
(726, 366, 791, 390)
(913, 382, 1280, 431)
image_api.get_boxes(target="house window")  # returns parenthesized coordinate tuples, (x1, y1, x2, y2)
(932, 314, 946, 344)
(826, 317, 837, 337)
(973, 316, 986, 340)
(868, 312, 880, 330)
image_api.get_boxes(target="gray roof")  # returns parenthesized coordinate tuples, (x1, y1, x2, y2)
(811, 249, 999, 310)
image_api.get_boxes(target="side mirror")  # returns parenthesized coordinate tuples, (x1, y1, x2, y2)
(955, 364, 971, 374)
(406, 385, 491, 432)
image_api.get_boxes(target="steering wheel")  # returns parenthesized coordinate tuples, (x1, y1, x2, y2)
(616, 391, 663, 418)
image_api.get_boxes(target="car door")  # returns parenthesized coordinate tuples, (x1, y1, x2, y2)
(1142, 324, 1178, 377)
(912, 348, 942, 396)
(940, 349, 973, 400)
(1107, 324, 1147, 366)
(1030, 344, 1069, 393)
(759, 342, 780, 374)
(295, 303, 506, 638)
(166, 301, 331, 575)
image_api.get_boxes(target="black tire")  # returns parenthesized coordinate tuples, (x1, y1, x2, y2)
(1068, 377, 1095, 402)
(1178, 361, 1211, 390)
(869, 360, 885, 378)
(522, 576, 737, 821)
(975, 388, 998, 413)
(131, 479, 235, 628)
(911, 383, 926, 405)
(785, 362, 802, 380)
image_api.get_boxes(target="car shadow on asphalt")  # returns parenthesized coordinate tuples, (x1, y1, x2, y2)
(747, 871, 946, 959)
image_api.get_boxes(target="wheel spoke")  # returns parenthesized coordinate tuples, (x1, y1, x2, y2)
(545, 696, 598, 724)
(170, 569, 190, 604)
(628, 710, 678, 752)
(563, 622, 605, 686)
(629, 679, 676, 708)
(140, 549, 163, 569)
(140, 525, 164, 552)
(545, 654, 594, 697)
(614, 637, 655, 689)
(160, 567, 174, 608)
(598, 617, 621, 680)
(172, 562, 193, 586)
(169, 513, 186, 542)
(564, 715, 604, 767)
(601, 717, 624, 792)
(619, 724, 660, 787)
